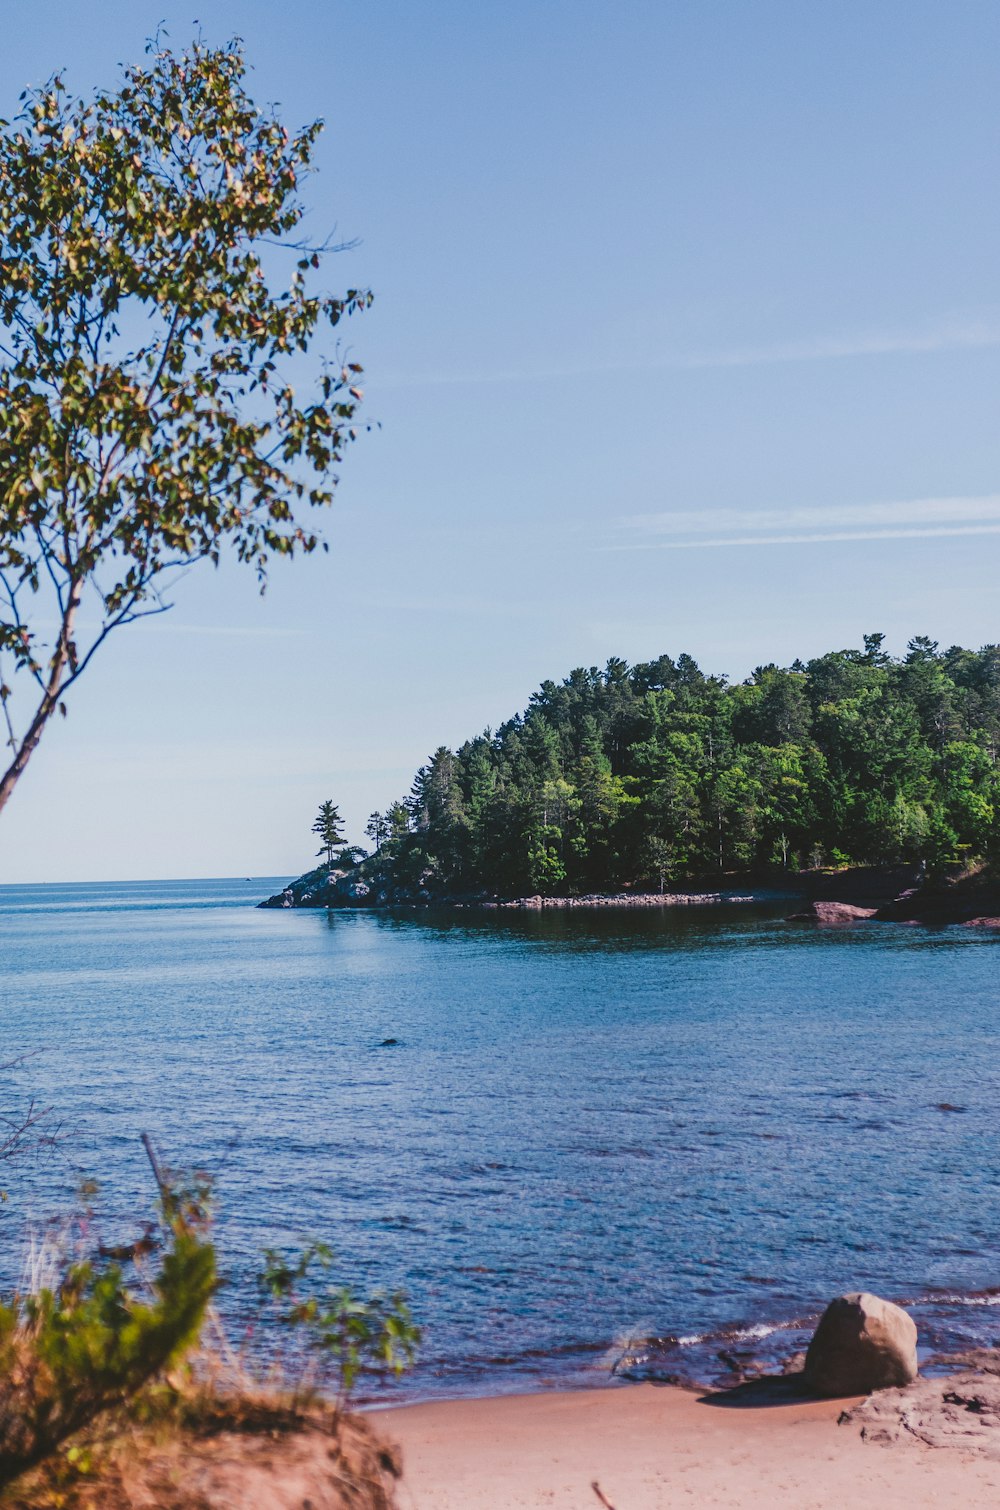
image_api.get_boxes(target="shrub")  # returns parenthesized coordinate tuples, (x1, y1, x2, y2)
(258, 1243, 420, 1402)
(0, 1177, 216, 1488)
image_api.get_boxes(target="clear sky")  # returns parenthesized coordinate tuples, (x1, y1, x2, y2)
(1, 0, 998, 882)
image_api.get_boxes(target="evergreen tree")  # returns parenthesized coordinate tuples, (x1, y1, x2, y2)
(312, 800, 346, 867)
(365, 812, 390, 852)
(362, 636, 1000, 898)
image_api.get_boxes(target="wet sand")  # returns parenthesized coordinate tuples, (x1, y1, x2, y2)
(376, 1381, 1000, 1509)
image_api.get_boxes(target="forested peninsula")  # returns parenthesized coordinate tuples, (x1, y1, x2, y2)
(264, 636, 1000, 914)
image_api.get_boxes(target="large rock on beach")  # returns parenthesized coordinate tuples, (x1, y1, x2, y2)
(786, 900, 878, 924)
(804, 1292, 918, 1397)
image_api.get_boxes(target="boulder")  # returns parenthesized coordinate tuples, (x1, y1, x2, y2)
(804, 1292, 918, 1397)
(786, 900, 878, 924)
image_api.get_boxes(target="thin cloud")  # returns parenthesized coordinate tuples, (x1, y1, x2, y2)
(625, 494, 1000, 535)
(611, 494, 1000, 551)
(379, 314, 1000, 389)
(618, 524, 1000, 551)
(681, 317, 1000, 372)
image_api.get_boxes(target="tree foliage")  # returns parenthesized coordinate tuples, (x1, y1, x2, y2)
(0, 35, 370, 812)
(363, 637, 1000, 897)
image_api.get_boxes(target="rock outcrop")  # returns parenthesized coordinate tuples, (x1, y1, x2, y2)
(875, 865, 1000, 925)
(804, 1292, 918, 1397)
(843, 1351, 1000, 1458)
(259, 866, 377, 909)
(786, 900, 878, 924)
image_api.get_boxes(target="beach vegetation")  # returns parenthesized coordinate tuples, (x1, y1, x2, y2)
(258, 1242, 421, 1403)
(0, 1148, 418, 1502)
(0, 1162, 216, 1490)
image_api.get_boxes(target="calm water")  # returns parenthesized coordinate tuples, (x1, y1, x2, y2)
(1, 877, 999, 1399)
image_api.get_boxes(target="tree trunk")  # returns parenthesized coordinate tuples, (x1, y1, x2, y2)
(0, 584, 81, 817)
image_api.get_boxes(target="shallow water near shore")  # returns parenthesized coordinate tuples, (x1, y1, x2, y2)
(1, 877, 999, 1400)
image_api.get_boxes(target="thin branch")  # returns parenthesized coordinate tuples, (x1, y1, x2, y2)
(35, 529, 69, 621)
(0, 1057, 59, 1164)
(49, 581, 173, 699)
(0, 1098, 56, 1162)
(140, 1132, 169, 1203)
(0, 684, 18, 753)
(256, 231, 359, 255)
(0, 571, 49, 695)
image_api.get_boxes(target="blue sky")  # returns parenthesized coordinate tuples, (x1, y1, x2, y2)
(1, 0, 998, 882)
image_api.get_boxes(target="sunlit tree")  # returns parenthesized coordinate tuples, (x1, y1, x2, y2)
(0, 36, 371, 814)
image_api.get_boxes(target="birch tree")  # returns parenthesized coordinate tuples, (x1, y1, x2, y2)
(0, 36, 370, 813)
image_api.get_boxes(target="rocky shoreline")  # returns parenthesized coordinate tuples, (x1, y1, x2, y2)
(472, 888, 795, 910)
(258, 862, 1000, 928)
(257, 873, 799, 912)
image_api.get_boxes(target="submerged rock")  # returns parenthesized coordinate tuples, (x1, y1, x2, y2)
(804, 1292, 918, 1397)
(786, 900, 878, 924)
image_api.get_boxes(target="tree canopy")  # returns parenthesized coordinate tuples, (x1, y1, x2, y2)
(0, 36, 369, 813)
(361, 637, 1000, 897)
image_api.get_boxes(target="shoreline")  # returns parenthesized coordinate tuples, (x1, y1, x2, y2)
(470, 887, 796, 909)
(260, 861, 1000, 926)
(374, 1378, 1000, 1508)
(259, 875, 804, 911)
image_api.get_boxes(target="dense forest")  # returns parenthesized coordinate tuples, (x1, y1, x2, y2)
(358, 636, 1000, 898)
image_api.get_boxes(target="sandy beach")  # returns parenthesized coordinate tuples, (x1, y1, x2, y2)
(377, 1381, 1000, 1509)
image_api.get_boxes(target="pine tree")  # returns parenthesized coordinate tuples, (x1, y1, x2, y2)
(365, 812, 390, 852)
(359, 637, 1000, 896)
(312, 801, 346, 867)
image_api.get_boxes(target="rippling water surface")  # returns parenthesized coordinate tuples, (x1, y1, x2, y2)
(2, 878, 999, 1399)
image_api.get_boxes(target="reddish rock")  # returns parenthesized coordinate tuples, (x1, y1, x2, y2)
(786, 901, 878, 924)
(804, 1293, 918, 1398)
(843, 1354, 1000, 1458)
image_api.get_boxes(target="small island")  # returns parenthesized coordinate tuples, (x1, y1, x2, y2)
(262, 635, 1000, 926)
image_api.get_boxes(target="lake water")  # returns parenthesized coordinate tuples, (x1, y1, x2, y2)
(1, 877, 999, 1400)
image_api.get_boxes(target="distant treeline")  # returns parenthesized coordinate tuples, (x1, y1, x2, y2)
(362, 636, 1000, 897)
